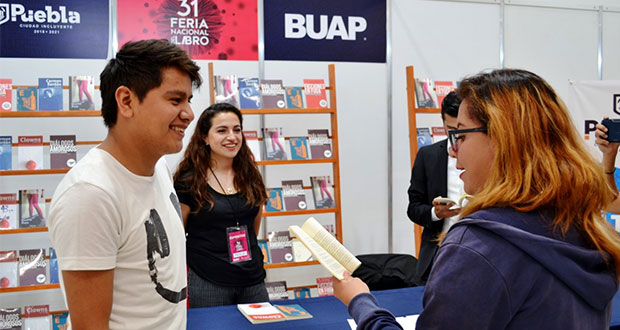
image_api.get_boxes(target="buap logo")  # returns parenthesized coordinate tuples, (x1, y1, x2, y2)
(284, 13, 367, 41)
(0, 4, 9, 25)
(614, 94, 620, 116)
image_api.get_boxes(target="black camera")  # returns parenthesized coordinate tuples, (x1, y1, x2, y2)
(601, 119, 620, 142)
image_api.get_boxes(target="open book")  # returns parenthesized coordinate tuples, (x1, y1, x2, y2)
(288, 217, 361, 280)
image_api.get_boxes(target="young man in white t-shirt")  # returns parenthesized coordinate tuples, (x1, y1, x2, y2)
(48, 39, 202, 330)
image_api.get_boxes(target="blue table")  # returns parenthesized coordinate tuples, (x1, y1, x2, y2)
(188, 286, 620, 329)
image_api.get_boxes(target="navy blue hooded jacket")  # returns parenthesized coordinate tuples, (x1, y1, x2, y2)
(348, 208, 618, 329)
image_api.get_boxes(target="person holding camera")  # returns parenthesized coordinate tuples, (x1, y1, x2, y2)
(594, 119, 620, 213)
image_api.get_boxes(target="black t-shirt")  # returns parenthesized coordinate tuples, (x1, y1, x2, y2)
(175, 180, 265, 287)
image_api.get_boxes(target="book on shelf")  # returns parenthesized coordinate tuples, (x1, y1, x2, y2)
(49, 135, 77, 169)
(282, 179, 307, 211)
(265, 188, 284, 212)
(23, 305, 50, 330)
(414, 78, 439, 109)
(307, 129, 332, 159)
(431, 126, 446, 143)
(51, 311, 69, 330)
(276, 304, 313, 320)
(38, 78, 63, 111)
(263, 128, 287, 160)
(260, 79, 286, 109)
(18, 189, 46, 228)
(289, 217, 361, 280)
(214, 75, 240, 108)
(310, 176, 336, 209)
(16, 86, 37, 111)
(49, 247, 59, 284)
(0, 307, 22, 330)
(291, 238, 314, 262)
(289, 137, 309, 160)
(258, 240, 270, 264)
(237, 302, 286, 324)
(316, 276, 334, 297)
(238, 77, 261, 109)
(268, 231, 293, 264)
(435, 80, 455, 106)
(17, 135, 44, 170)
(0, 250, 18, 289)
(293, 287, 311, 299)
(416, 128, 432, 150)
(19, 249, 47, 286)
(323, 223, 336, 237)
(303, 79, 328, 108)
(0, 136, 11, 170)
(285, 86, 304, 109)
(69, 75, 95, 110)
(0, 194, 18, 230)
(242, 131, 262, 162)
(0, 79, 12, 111)
(266, 280, 289, 300)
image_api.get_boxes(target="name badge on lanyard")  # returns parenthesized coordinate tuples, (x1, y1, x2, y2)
(227, 225, 252, 263)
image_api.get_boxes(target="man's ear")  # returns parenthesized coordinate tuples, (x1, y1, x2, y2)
(115, 86, 134, 119)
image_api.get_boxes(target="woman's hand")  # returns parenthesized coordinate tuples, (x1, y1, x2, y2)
(595, 119, 620, 158)
(333, 271, 370, 307)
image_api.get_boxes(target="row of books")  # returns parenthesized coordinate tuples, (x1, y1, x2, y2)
(416, 126, 447, 150)
(265, 176, 336, 213)
(244, 128, 332, 162)
(0, 190, 46, 230)
(0, 248, 58, 289)
(0, 306, 68, 330)
(414, 78, 458, 109)
(215, 76, 328, 109)
(258, 225, 335, 265)
(0, 135, 77, 171)
(0, 77, 96, 111)
(265, 277, 334, 301)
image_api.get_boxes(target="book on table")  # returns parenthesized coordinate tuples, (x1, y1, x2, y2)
(289, 217, 361, 280)
(275, 304, 313, 320)
(237, 302, 286, 324)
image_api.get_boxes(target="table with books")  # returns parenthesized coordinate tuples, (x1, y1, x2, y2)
(187, 286, 620, 329)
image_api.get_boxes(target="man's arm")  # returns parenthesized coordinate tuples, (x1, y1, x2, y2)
(62, 270, 114, 330)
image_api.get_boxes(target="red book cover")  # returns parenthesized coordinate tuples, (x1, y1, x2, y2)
(316, 277, 334, 296)
(434, 81, 455, 107)
(303, 79, 327, 108)
(0, 79, 12, 111)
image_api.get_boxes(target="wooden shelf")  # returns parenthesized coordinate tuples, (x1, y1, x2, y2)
(1, 168, 69, 175)
(0, 227, 49, 235)
(263, 208, 338, 217)
(12, 141, 101, 147)
(264, 260, 320, 269)
(241, 108, 334, 115)
(256, 158, 334, 166)
(0, 284, 60, 294)
(0, 110, 101, 117)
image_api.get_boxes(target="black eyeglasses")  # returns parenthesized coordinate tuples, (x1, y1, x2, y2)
(448, 127, 487, 152)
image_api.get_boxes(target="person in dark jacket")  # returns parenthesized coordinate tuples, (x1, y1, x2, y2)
(334, 68, 620, 329)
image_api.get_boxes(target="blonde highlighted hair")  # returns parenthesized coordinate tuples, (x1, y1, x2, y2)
(457, 68, 620, 278)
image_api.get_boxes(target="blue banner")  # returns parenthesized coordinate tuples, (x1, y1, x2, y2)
(264, 0, 386, 63)
(0, 0, 109, 59)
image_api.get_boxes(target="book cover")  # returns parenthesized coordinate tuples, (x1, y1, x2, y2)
(38, 78, 63, 111)
(238, 77, 261, 109)
(291, 238, 313, 262)
(263, 128, 287, 160)
(0, 307, 22, 330)
(237, 302, 285, 324)
(0, 194, 18, 230)
(285, 86, 304, 109)
(266, 280, 289, 300)
(16, 86, 37, 111)
(414, 78, 438, 109)
(19, 189, 45, 228)
(293, 287, 311, 299)
(260, 79, 286, 109)
(243, 131, 262, 162)
(258, 240, 270, 264)
(0, 251, 18, 288)
(431, 126, 447, 143)
(268, 231, 293, 264)
(17, 136, 43, 170)
(307, 129, 332, 159)
(69, 75, 95, 110)
(316, 277, 334, 297)
(49, 135, 77, 169)
(275, 304, 313, 320)
(416, 128, 432, 150)
(282, 180, 307, 211)
(51, 311, 69, 330)
(435, 80, 455, 106)
(303, 79, 328, 108)
(214, 75, 239, 108)
(19, 249, 47, 286)
(49, 247, 59, 284)
(289, 137, 309, 160)
(324, 223, 336, 237)
(23, 305, 50, 330)
(0, 79, 12, 111)
(310, 176, 336, 209)
(265, 188, 284, 212)
(0, 136, 11, 170)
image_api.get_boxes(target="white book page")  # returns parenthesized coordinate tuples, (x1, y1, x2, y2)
(301, 217, 361, 273)
(289, 225, 347, 280)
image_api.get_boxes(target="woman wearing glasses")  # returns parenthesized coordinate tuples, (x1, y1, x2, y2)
(334, 69, 620, 329)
